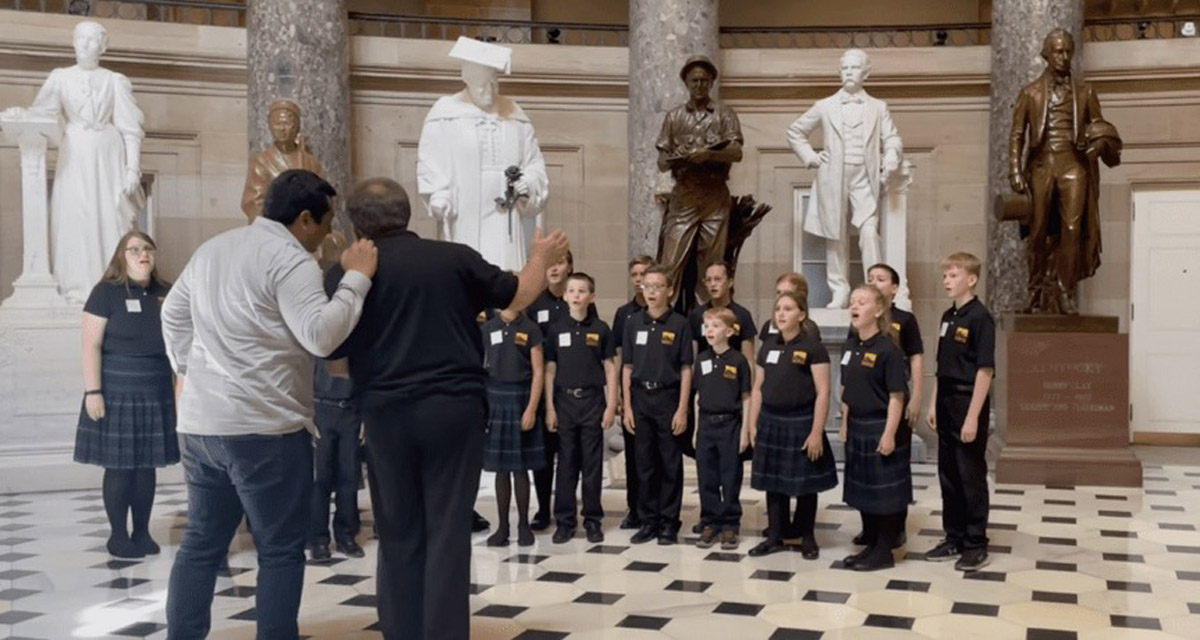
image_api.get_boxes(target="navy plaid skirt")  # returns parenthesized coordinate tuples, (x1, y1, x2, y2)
(751, 407, 838, 496)
(842, 415, 913, 514)
(484, 381, 547, 473)
(74, 353, 179, 469)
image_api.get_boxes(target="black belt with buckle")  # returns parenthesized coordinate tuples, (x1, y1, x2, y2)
(559, 386, 600, 399)
(701, 411, 741, 420)
(314, 397, 355, 409)
(637, 380, 678, 391)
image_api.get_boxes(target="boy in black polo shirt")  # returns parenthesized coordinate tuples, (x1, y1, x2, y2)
(693, 307, 751, 550)
(924, 252, 996, 572)
(622, 265, 693, 545)
(526, 251, 573, 531)
(612, 255, 653, 530)
(690, 261, 756, 363)
(544, 273, 618, 544)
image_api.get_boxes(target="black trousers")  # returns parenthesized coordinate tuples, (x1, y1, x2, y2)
(936, 384, 990, 550)
(553, 391, 606, 529)
(364, 394, 484, 640)
(696, 412, 743, 531)
(622, 428, 639, 516)
(632, 387, 684, 532)
(310, 399, 361, 546)
(533, 422, 559, 518)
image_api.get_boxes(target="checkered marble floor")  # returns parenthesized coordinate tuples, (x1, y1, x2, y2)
(2, 455, 1200, 639)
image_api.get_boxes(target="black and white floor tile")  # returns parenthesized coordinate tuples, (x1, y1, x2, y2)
(2, 454, 1199, 638)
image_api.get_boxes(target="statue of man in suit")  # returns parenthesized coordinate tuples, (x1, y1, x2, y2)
(1009, 29, 1121, 314)
(788, 49, 903, 309)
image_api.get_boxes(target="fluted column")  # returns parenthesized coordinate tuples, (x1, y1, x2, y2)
(627, 0, 719, 257)
(246, 0, 351, 232)
(986, 0, 1083, 313)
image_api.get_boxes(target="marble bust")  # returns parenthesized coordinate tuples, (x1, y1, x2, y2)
(241, 99, 325, 221)
(787, 49, 903, 309)
(417, 37, 549, 271)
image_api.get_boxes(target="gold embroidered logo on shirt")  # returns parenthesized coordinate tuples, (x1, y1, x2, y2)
(891, 321, 902, 333)
(733, 322, 742, 333)
(955, 326, 970, 343)
(661, 331, 676, 346)
(514, 332, 528, 346)
(792, 350, 808, 365)
(586, 333, 600, 347)
(723, 364, 738, 379)
(862, 352, 877, 368)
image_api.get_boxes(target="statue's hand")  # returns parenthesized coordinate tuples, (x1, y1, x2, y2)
(429, 194, 453, 221)
(883, 153, 900, 175)
(122, 169, 141, 199)
(1009, 173, 1027, 194)
(688, 149, 711, 164)
(808, 150, 829, 169)
(512, 178, 530, 197)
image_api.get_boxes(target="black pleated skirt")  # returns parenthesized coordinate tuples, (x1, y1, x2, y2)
(842, 415, 913, 514)
(483, 381, 547, 473)
(751, 407, 838, 496)
(74, 353, 179, 469)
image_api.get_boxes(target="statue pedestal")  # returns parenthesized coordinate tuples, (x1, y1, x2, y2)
(995, 315, 1142, 487)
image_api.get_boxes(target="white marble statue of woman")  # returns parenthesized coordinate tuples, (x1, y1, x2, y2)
(32, 21, 145, 303)
(417, 37, 548, 271)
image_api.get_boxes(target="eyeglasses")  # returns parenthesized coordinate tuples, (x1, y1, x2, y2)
(126, 246, 157, 256)
(640, 283, 667, 291)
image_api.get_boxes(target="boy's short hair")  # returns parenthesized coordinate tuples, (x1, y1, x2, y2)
(642, 264, 671, 281)
(867, 263, 900, 286)
(775, 271, 810, 300)
(628, 255, 655, 270)
(941, 252, 982, 278)
(566, 271, 595, 293)
(704, 260, 731, 278)
(702, 306, 738, 330)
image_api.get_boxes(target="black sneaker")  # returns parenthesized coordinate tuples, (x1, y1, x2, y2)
(552, 527, 575, 544)
(584, 522, 604, 544)
(719, 530, 739, 550)
(696, 527, 718, 549)
(657, 529, 679, 545)
(925, 539, 962, 562)
(630, 525, 659, 544)
(335, 539, 365, 558)
(955, 548, 991, 572)
(619, 513, 641, 530)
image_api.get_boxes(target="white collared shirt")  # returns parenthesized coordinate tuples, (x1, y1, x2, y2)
(162, 217, 372, 436)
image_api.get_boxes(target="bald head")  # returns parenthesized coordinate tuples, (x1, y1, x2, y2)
(346, 177, 411, 238)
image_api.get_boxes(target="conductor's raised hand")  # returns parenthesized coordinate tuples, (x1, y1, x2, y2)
(341, 238, 379, 279)
(531, 228, 569, 265)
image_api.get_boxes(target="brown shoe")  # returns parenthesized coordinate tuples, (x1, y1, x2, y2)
(696, 527, 717, 549)
(719, 530, 739, 550)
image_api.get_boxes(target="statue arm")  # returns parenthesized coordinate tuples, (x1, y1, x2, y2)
(519, 126, 550, 215)
(879, 103, 903, 162)
(112, 74, 146, 176)
(417, 119, 455, 218)
(1008, 90, 1030, 181)
(710, 107, 744, 163)
(655, 115, 676, 172)
(786, 104, 823, 167)
(240, 155, 268, 219)
(29, 69, 62, 117)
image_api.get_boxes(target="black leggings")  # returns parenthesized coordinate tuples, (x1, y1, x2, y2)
(102, 468, 157, 539)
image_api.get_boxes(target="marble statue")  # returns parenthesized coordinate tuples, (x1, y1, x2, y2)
(787, 49, 902, 309)
(241, 99, 325, 221)
(17, 21, 145, 304)
(417, 36, 549, 271)
(655, 55, 744, 307)
(1008, 29, 1121, 315)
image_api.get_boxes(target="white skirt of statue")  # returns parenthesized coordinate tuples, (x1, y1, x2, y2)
(33, 62, 145, 303)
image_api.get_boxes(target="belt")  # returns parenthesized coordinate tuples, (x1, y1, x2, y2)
(940, 381, 975, 395)
(700, 410, 741, 420)
(637, 380, 679, 391)
(558, 386, 600, 399)
(314, 397, 355, 409)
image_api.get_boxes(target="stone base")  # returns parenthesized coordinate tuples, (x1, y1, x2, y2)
(1003, 314, 1120, 334)
(996, 445, 1143, 487)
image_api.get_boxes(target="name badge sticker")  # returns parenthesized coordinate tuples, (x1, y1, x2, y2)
(559, 333, 572, 348)
(840, 351, 852, 366)
(490, 330, 503, 345)
(700, 360, 714, 375)
(125, 299, 142, 313)
(636, 330, 649, 345)
(766, 350, 781, 364)
(939, 322, 949, 337)
(768, 324, 779, 334)
(537, 309, 550, 323)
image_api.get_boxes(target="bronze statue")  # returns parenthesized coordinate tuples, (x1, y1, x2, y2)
(241, 99, 325, 221)
(1008, 29, 1122, 314)
(655, 56, 744, 308)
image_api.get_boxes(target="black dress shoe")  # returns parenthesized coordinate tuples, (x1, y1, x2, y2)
(657, 529, 679, 545)
(516, 524, 534, 547)
(630, 525, 659, 544)
(691, 522, 704, 534)
(800, 536, 820, 561)
(530, 512, 551, 532)
(309, 544, 332, 563)
(584, 522, 604, 543)
(472, 511, 490, 533)
(747, 540, 787, 557)
(335, 539, 365, 558)
(486, 529, 509, 547)
(619, 513, 641, 530)
(552, 526, 574, 544)
(852, 531, 868, 546)
(842, 548, 869, 568)
(852, 550, 895, 572)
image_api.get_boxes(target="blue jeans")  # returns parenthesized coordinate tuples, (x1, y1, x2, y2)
(167, 431, 313, 640)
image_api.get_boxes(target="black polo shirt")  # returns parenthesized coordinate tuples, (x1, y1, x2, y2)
(840, 332, 908, 420)
(688, 300, 755, 352)
(327, 230, 518, 409)
(935, 297, 996, 384)
(482, 313, 543, 384)
(846, 304, 924, 370)
(694, 347, 750, 414)
(84, 280, 171, 357)
(622, 308, 693, 386)
(757, 330, 828, 412)
(611, 297, 646, 355)
(544, 311, 614, 389)
(526, 288, 567, 335)
(759, 318, 823, 344)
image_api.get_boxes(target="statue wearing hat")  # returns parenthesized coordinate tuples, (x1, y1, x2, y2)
(1007, 29, 1122, 314)
(655, 55, 744, 306)
(417, 37, 549, 271)
(787, 48, 903, 309)
(241, 99, 325, 221)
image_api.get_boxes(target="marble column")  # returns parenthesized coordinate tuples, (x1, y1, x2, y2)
(986, 0, 1083, 314)
(246, 0, 351, 233)
(627, 0, 719, 258)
